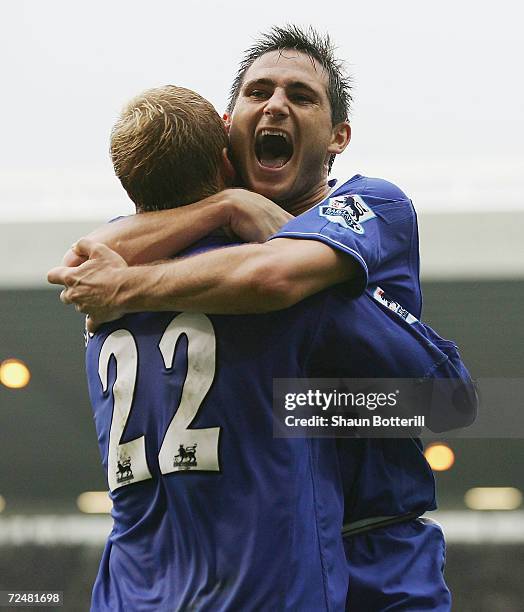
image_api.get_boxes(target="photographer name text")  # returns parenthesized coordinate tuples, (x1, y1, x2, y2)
(284, 415, 425, 428)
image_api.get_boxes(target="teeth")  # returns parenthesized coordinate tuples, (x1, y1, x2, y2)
(260, 129, 288, 141)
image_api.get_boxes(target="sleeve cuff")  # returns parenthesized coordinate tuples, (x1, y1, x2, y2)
(268, 230, 369, 297)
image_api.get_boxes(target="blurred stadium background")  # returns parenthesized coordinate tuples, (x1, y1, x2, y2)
(1, 212, 523, 610)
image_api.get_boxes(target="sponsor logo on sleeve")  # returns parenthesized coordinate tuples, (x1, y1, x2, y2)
(318, 194, 376, 234)
(372, 287, 418, 324)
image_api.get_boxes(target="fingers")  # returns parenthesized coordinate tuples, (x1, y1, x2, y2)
(60, 289, 86, 312)
(60, 288, 72, 305)
(60, 287, 99, 327)
(47, 266, 72, 285)
(62, 248, 88, 267)
(74, 239, 125, 266)
(62, 292, 91, 316)
(86, 315, 100, 334)
(48, 265, 82, 288)
(72, 237, 96, 258)
(74, 239, 117, 259)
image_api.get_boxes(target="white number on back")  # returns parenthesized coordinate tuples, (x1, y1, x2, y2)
(98, 329, 152, 492)
(158, 313, 219, 474)
(98, 314, 219, 492)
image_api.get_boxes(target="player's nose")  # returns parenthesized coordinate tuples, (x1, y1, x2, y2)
(263, 88, 289, 119)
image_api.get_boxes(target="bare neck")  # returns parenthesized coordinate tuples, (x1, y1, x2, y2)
(284, 181, 332, 217)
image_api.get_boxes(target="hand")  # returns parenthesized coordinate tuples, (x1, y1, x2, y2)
(47, 238, 129, 332)
(222, 189, 293, 243)
(62, 244, 88, 266)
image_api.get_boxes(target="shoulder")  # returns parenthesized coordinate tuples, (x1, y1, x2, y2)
(329, 175, 416, 226)
(334, 174, 411, 204)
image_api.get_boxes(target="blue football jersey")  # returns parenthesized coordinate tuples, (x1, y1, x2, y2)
(85, 235, 473, 611)
(86, 251, 349, 611)
(270, 175, 468, 524)
(270, 174, 423, 316)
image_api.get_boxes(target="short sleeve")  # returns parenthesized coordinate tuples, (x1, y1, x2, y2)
(108, 215, 128, 223)
(268, 176, 419, 308)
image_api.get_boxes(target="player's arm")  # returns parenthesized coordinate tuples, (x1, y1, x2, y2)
(62, 189, 292, 266)
(119, 238, 361, 313)
(47, 237, 364, 330)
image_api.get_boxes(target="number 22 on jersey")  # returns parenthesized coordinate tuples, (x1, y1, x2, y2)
(97, 312, 220, 492)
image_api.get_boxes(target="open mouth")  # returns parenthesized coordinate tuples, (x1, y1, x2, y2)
(255, 130, 294, 169)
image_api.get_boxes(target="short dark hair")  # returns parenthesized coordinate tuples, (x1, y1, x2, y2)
(111, 85, 228, 212)
(227, 24, 352, 125)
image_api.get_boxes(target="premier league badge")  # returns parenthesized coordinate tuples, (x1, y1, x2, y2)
(318, 194, 376, 234)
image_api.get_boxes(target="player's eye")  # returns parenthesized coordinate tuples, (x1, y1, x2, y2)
(249, 90, 269, 100)
(292, 94, 313, 104)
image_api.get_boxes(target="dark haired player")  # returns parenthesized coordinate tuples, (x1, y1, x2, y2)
(49, 27, 474, 611)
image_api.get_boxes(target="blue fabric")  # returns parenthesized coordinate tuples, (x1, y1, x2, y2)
(308, 286, 475, 523)
(86, 244, 352, 610)
(270, 174, 423, 317)
(272, 176, 440, 520)
(86, 280, 471, 609)
(86, 196, 473, 609)
(344, 518, 451, 611)
(272, 175, 471, 607)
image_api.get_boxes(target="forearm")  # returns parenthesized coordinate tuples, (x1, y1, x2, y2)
(49, 237, 358, 326)
(65, 194, 230, 266)
(116, 245, 286, 314)
(114, 239, 356, 315)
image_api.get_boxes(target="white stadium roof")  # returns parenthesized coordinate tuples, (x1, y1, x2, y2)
(1, 210, 523, 288)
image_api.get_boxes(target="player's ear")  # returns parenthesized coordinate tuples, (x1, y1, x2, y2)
(327, 121, 351, 155)
(220, 147, 236, 186)
(223, 113, 232, 134)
